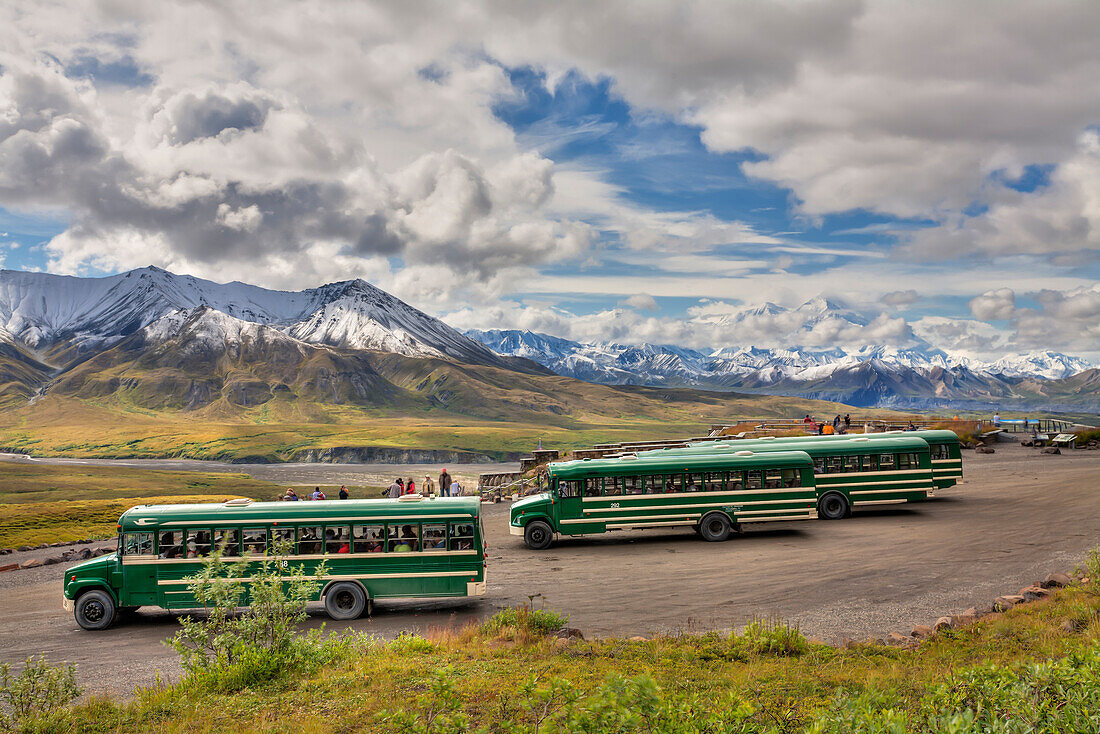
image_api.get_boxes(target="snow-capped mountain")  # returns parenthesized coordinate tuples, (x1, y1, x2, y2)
(465, 325, 1095, 409)
(0, 266, 506, 367)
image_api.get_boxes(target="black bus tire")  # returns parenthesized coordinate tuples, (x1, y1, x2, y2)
(75, 589, 116, 631)
(818, 492, 850, 520)
(699, 513, 731, 542)
(523, 520, 554, 550)
(324, 582, 367, 621)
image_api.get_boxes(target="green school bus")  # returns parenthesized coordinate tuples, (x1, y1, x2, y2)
(63, 496, 486, 631)
(689, 429, 964, 490)
(510, 450, 818, 550)
(632, 435, 935, 521)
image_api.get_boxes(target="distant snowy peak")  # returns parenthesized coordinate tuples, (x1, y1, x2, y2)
(0, 267, 504, 367)
(985, 351, 1093, 380)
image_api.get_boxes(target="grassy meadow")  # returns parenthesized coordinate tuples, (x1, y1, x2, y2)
(0, 462, 286, 548)
(20, 569, 1100, 732)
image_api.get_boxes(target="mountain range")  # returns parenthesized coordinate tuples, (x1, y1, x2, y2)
(0, 267, 1094, 416)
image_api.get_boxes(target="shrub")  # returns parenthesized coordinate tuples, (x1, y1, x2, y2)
(168, 540, 330, 691)
(0, 656, 82, 730)
(479, 605, 569, 640)
(739, 619, 810, 657)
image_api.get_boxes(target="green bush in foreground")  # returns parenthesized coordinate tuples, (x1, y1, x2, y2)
(479, 605, 570, 640)
(0, 656, 82, 731)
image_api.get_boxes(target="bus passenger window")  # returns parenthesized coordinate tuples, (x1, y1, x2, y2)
(123, 532, 154, 556)
(272, 528, 295, 553)
(422, 524, 447, 551)
(584, 478, 602, 497)
(604, 478, 623, 496)
(897, 453, 913, 470)
(686, 474, 705, 492)
(187, 529, 212, 558)
(726, 472, 744, 491)
(781, 469, 802, 487)
(663, 475, 681, 494)
(623, 476, 644, 495)
(324, 526, 351, 554)
(298, 526, 322, 555)
(643, 475, 662, 494)
(214, 528, 240, 557)
(932, 444, 950, 460)
(862, 455, 877, 471)
(812, 458, 825, 474)
(450, 522, 475, 551)
(704, 472, 724, 492)
(764, 470, 783, 489)
(843, 456, 860, 472)
(746, 471, 762, 490)
(353, 525, 384, 553)
(825, 457, 842, 474)
(390, 524, 419, 552)
(159, 531, 184, 558)
(242, 528, 266, 556)
(558, 480, 583, 498)
(878, 453, 895, 470)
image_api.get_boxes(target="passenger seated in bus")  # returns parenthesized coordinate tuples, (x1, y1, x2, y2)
(664, 480, 678, 493)
(159, 532, 182, 558)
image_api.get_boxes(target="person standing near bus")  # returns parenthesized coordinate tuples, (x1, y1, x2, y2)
(439, 469, 453, 496)
(387, 478, 404, 498)
(312, 486, 326, 501)
(406, 477, 416, 495)
(338, 485, 349, 500)
(423, 475, 436, 496)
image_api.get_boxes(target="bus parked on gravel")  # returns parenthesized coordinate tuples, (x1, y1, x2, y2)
(688, 429, 963, 490)
(511, 450, 818, 550)
(629, 435, 936, 521)
(64, 496, 486, 631)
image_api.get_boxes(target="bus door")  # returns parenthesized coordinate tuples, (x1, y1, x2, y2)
(555, 478, 584, 528)
(120, 531, 158, 606)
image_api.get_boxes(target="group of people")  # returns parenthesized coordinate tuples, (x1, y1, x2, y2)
(803, 413, 852, 435)
(280, 485, 351, 501)
(387, 468, 464, 498)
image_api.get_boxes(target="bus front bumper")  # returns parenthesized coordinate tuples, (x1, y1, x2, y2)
(467, 579, 486, 596)
(508, 525, 524, 536)
(63, 597, 74, 612)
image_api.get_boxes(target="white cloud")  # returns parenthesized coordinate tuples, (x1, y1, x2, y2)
(619, 293, 657, 311)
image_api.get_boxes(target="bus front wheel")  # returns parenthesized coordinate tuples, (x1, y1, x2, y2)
(324, 582, 367, 620)
(699, 513, 731, 542)
(523, 520, 553, 550)
(75, 589, 116, 631)
(818, 492, 850, 520)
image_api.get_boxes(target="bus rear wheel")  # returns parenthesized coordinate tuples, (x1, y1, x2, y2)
(818, 492, 850, 520)
(699, 513, 731, 542)
(75, 589, 116, 631)
(324, 582, 367, 620)
(523, 520, 553, 550)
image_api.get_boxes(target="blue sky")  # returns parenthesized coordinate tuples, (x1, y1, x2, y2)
(1, 1, 1098, 360)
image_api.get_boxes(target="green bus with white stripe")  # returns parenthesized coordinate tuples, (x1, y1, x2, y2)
(64, 496, 486, 631)
(688, 429, 963, 490)
(631, 435, 935, 521)
(510, 450, 818, 550)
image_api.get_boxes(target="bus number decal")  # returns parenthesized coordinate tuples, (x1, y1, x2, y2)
(610, 502, 620, 509)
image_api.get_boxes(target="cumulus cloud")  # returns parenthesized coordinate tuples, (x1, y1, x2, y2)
(969, 288, 1017, 321)
(618, 293, 657, 311)
(881, 289, 918, 307)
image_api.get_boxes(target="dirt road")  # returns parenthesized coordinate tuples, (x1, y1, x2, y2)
(2, 444, 1098, 694)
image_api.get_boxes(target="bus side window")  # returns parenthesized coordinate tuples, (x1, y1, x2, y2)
(879, 453, 896, 470)
(584, 478, 602, 497)
(825, 457, 842, 474)
(897, 453, 913, 470)
(623, 476, 644, 494)
(272, 527, 295, 553)
(726, 472, 744, 491)
(298, 526, 322, 555)
(124, 532, 154, 556)
(187, 529, 212, 558)
(159, 531, 184, 558)
(862, 455, 877, 471)
(842, 455, 860, 473)
(781, 468, 802, 487)
(643, 475, 662, 494)
(663, 475, 681, 494)
(324, 526, 351, 554)
(604, 477, 623, 496)
(450, 522, 475, 551)
(764, 470, 783, 489)
(704, 472, 724, 492)
(558, 480, 582, 498)
(935, 444, 950, 460)
(353, 525, 384, 553)
(686, 473, 705, 492)
(242, 528, 266, 556)
(214, 528, 241, 557)
(746, 470, 762, 490)
(422, 523, 447, 551)
(812, 458, 825, 474)
(390, 524, 419, 552)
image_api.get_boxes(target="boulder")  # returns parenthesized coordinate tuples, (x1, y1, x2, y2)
(1041, 447, 1061, 455)
(552, 637, 572, 649)
(933, 617, 953, 632)
(1020, 585, 1049, 601)
(78, 548, 92, 560)
(17, 545, 32, 552)
(0, 562, 18, 573)
(20, 558, 43, 569)
(554, 627, 585, 641)
(92, 548, 110, 557)
(43, 556, 62, 565)
(976, 446, 995, 454)
(1020, 440, 1034, 447)
(884, 632, 910, 646)
(49, 542, 64, 548)
(1042, 572, 1072, 588)
(953, 609, 978, 627)
(993, 595, 1025, 612)
(628, 636, 649, 642)
(910, 625, 934, 639)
